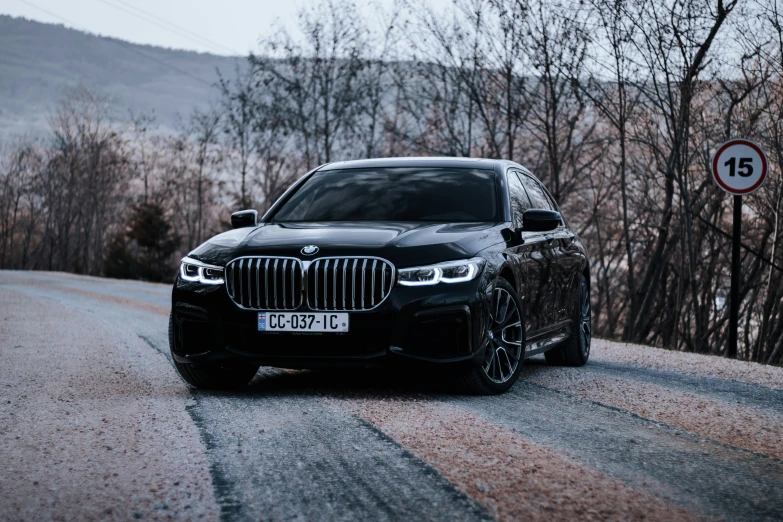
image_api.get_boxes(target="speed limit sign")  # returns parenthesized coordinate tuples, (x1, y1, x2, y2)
(712, 138, 768, 195)
(711, 137, 768, 360)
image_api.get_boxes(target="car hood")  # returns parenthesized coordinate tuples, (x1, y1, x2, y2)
(188, 221, 506, 267)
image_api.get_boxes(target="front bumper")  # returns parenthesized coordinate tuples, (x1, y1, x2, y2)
(170, 272, 492, 370)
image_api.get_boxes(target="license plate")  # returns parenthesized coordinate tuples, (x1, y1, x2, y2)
(258, 312, 349, 332)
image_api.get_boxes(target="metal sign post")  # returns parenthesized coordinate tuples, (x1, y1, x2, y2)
(711, 139, 768, 358)
(730, 194, 741, 358)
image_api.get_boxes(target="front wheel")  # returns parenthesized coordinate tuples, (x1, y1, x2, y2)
(545, 274, 591, 366)
(460, 278, 526, 395)
(169, 313, 259, 390)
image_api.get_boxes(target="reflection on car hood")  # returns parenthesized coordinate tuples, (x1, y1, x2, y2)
(188, 221, 506, 267)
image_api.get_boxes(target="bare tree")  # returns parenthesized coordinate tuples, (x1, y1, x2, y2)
(251, 0, 368, 167)
(189, 106, 222, 245)
(582, 0, 644, 339)
(628, 0, 738, 352)
(0, 139, 42, 269)
(219, 66, 256, 209)
(42, 88, 131, 275)
(128, 111, 159, 204)
(524, 0, 592, 203)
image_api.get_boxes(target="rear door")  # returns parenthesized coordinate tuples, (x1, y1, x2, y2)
(541, 185, 583, 321)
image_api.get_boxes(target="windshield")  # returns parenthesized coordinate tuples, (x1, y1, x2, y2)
(271, 167, 499, 222)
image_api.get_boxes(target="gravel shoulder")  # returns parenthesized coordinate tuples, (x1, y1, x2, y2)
(590, 339, 783, 389)
(524, 362, 783, 459)
(458, 381, 783, 521)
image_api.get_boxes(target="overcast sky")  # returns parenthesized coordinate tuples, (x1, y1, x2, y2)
(2, 0, 420, 56)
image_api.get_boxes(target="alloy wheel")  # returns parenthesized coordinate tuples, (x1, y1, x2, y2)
(579, 278, 591, 358)
(483, 287, 524, 383)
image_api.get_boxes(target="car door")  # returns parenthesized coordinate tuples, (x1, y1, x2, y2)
(508, 169, 555, 332)
(517, 170, 560, 328)
(542, 186, 583, 321)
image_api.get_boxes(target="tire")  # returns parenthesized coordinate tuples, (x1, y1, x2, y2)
(545, 274, 591, 366)
(169, 313, 259, 390)
(460, 278, 526, 395)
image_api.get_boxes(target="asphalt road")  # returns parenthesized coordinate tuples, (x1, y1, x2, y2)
(1, 270, 782, 521)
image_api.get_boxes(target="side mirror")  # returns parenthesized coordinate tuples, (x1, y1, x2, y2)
(522, 209, 561, 232)
(231, 209, 258, 229)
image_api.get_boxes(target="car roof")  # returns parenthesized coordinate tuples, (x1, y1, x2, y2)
(317, 156, 524, 172)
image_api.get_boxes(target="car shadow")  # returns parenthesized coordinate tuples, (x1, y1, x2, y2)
(244, 367, 453, 399)
(191, 355, 558, 401)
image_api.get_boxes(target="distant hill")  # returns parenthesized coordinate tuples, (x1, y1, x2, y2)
(0, 15, 242, 139)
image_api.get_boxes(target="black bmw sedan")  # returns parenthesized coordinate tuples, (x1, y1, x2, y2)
(170, 157, 591, 394)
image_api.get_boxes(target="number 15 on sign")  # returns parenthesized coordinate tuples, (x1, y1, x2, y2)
(723, 157, 753, 178)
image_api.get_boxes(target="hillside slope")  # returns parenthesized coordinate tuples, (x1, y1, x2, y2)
(0, 15, 241, 138)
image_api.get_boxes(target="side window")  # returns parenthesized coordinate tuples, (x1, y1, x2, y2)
(507, 170, 532, 228)
(520, 172, 553, 211)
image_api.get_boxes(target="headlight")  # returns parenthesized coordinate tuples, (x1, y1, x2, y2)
(179, 257, 225, 285)
(397, 257, 485, 286)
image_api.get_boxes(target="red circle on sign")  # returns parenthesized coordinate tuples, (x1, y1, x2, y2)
(711, 139, 768, 195)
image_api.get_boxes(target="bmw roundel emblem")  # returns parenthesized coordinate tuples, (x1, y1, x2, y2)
(301, 245, 319, 256)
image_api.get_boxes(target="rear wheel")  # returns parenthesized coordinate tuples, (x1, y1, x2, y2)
(545, 274, 591, 366)
(169, 313, 259, 390)
(460, 278, 525, 395)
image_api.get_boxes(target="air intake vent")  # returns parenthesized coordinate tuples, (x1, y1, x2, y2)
(307, 257, 394, 311)
(225, 257, 303, 310)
